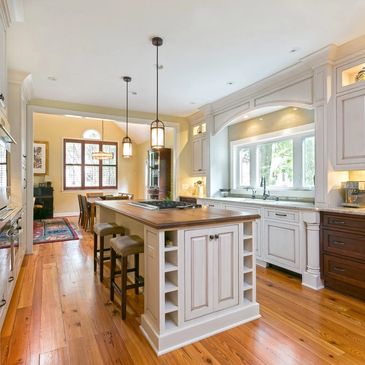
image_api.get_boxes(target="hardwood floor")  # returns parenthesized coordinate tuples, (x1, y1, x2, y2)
(1, 217, 365, 364)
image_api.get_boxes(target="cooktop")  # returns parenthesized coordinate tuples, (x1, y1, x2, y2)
(128, 200, 201, 210)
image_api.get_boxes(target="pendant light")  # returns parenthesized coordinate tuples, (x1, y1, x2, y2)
(150, 36, 165, 149)
(92, 120, 113, 160)
(122, 76, 133, 158)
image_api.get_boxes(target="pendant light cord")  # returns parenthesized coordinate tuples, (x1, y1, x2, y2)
(126, 80, 129, 137)
(156, 44, 159, 121)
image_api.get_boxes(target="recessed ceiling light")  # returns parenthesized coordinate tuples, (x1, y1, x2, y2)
(293, 107, 298, 111)
(289, 47, 300, 54)
(48, 76, 57, 81)
(259, 118, 264, 121)
(244, 115, 249, 119)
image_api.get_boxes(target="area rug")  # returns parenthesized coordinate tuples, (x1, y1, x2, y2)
(33, 217, 79, 244)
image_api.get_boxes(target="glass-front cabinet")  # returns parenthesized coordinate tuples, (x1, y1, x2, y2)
(147, 148, 172, 200)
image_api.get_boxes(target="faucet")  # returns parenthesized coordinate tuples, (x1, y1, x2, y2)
(260, 177, 270, 200)
(246, 187, 256, 199)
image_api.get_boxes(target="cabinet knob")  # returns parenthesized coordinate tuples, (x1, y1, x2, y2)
(209, 235, 214, 241)
(214, 234, 219, 240)
(0, 93, 4, 102)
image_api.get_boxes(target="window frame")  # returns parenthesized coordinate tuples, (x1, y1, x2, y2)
(63, 138, 118, 190)
(230, 123, 315, 196)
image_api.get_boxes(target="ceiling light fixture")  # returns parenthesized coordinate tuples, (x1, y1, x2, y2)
(150, 36, 165, 150)
(122, 76, 133, 158)
(92, 120, 113, 160)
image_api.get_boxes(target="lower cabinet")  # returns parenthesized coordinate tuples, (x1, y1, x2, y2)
(263, 219, 300, 272)
(184, 225, 239, 321)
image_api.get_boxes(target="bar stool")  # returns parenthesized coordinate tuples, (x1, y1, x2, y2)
(93, 222, 125, 282)
(110, 235, 144, 319)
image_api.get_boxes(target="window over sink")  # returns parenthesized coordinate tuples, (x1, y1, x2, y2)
(231, 124, 315, 194)
(63, 139, 118, 190)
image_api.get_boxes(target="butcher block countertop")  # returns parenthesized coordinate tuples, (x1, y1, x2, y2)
(96, 200, 260, 229)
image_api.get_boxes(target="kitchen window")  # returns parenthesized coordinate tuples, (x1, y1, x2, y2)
(231, 124, 315, 193)
(63, 139, 118, 190)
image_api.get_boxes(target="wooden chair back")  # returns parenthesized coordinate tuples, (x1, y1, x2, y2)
(77, 194, 84, 212)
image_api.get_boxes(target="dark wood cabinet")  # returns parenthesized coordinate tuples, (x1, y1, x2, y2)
(34, 186, 54, 219)
(320, 212, 365, 300)
(179, 196, 197, 204)
(147, 148, 171, 200)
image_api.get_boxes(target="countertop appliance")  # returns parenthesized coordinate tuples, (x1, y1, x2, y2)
(341, 181, 365, 208)
(129, 200, 201, 210)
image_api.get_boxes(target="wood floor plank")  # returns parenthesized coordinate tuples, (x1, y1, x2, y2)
(1, 216, 365, 365)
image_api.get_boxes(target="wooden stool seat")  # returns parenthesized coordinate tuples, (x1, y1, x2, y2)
(110, 235, 143, 257)
(93, 222, 125, 236)
(110, 235, 144, 319)
(93, 222, 125, 282)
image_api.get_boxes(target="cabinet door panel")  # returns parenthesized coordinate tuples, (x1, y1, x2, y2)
(184, 229, 213, 321)
(336, 90, 365, 167)
(192, 139, 202, 173)
(264, 220, 300, 272)
(213, 225, 239, 311)
(201, 137, 208, 172)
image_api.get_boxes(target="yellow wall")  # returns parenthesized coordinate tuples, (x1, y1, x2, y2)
(228, 107, 314, 141)
(34, 113, 140, 214)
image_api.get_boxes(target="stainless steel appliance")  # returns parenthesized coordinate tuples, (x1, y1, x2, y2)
(0, 208, 23, 310)
(341, 181, 365, 208)
(129, 200, 201, 210)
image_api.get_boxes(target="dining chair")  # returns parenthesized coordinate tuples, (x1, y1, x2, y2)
(77, 194, 84, 225)
(80, 195, 91, 230)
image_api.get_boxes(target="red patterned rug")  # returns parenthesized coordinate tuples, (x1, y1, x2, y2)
(33, 217, 79, 244)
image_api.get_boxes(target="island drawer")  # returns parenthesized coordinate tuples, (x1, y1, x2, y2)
(321, 213, 365, 234)
(264, 208, 299, 223)
(322, 229, 365, 261)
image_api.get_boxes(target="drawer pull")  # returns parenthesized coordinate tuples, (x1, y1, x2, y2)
(332, 240, 345, 245)
(333, 266, 346, 273)
(209, 235, 214, 241)
(214, 234, 219, 240)
(0, 299, 6, 308)
(275, 213, 287, 217)
(8, 276, 14, 282)
(330, 220, 345, 225)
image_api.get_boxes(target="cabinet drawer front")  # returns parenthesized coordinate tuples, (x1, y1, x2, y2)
(322, 213, 365, 233)
(324, 255, 365, 289)
(323, 229, 365, 260)
(265, 208, 299, 223)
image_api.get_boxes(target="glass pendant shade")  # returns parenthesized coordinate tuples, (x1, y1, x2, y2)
(151, 119, 165, 149)
(92, 120, 113, 160)
(122, 136, 133, 158)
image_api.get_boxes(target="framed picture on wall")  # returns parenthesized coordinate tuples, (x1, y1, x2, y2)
(33, 141, 48, 175)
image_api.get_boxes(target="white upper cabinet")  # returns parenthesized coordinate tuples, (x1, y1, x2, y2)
(336, 88, 365, 169)
(0, 15, 6, 114)
(191, 135, 207, 175)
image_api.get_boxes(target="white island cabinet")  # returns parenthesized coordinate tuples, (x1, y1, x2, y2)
(96, 200, 260, 355)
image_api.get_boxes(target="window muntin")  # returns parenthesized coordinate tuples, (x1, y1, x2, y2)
(64, 139, 118, 190)
(232, 127, 314, 192)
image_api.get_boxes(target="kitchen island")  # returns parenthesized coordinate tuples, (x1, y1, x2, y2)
(96, 200, 260, 355)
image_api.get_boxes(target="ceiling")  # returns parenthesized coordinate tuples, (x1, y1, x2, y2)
(7, 0, 365, 116)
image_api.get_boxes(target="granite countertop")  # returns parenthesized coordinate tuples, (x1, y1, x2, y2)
(96, 200, 260, 229)
(197, 196, 316, 211)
